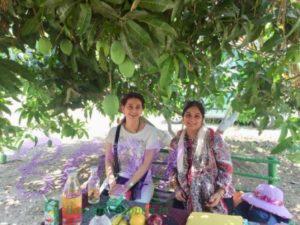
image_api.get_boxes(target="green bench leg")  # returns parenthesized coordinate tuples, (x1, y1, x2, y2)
(268, 156, 279, 185)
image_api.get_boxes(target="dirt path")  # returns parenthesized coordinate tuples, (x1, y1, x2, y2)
(0, 126, 299, 225)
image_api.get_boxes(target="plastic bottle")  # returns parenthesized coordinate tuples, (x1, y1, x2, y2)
(89, 207, 111, 225)
(61, 168, 82, 225)
(87, 166, 100, 204)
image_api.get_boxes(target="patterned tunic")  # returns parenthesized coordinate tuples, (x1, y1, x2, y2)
(168, 128, 235, 213)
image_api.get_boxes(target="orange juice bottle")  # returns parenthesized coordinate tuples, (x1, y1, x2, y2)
(61, 168, 82, 225)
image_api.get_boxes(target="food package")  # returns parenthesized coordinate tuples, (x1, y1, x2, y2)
(186, 212, 243, 225)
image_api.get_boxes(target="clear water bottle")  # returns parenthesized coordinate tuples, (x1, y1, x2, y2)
(61, 168, 82, 225)
(87, 166, 100, 204)
(89, 207, 111, 225)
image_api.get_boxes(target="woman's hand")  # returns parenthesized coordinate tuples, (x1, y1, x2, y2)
(175, 187, 187, 202)
(206, 189, 225, 208)
(107, 174, 117, 191)
(109, 184, 127, 197)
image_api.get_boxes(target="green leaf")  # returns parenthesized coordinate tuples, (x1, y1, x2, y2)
(119, 58, 135, 78)
(71, 55, 78, 73)
(286, 18, 300, 38)
(285, 44, 300, 63)
(110, 41, 126, 65)
(0, 59, 34, 82)
(261, 32, 282, 52)
(287, 152, 300, 164)
(211, 38, 221, 66)
(126, 20, 153, 46)
(138, 17, 177, 37)
(102, 94, 119, 120)
(139, 0, 174, 12)
(104, 0, 124, 4)
(77, 4, 92, 36)
(91, 0, 119, 19)
(41, 0, 66, 7)
(159, 57, 173, 89)
(296, 91, 300, 108)
(97, 39, 110, 57)
(271, 137, 294, 154)
(87, 25, 97, 51)
(21, 15, 40, 36)
(125, 10, 149, 20)
(62, 124, 76, 137)
(177, 52, 189, 69)
(156, 53, 170, 66)
(171, 0, 184, 22)
(173, 57, 179, 79)
(37, 37, 52, 55)
(0, 63, 22, 89)
(227, 24, 242, 41)
(98, 50, 108, 72)
(57, 1, 76, 22)
(120, 32, 134, 60)
(278, 124, 288, 142)
(60, 39, 73, 55)
(0, 103, 11, 115)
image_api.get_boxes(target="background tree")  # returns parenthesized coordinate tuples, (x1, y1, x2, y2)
(0, 0, 299, 160)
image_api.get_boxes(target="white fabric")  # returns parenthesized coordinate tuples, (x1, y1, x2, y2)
(134, 181, 154, 204)
(105, 124, 161, 183)
(177, 125, 208, 173)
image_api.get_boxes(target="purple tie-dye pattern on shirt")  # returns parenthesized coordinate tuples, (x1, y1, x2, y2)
(115, 137, 146, 175)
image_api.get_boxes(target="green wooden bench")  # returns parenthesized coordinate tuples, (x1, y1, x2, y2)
(231, 154, 280, 191)
(150, 149, 281, 204)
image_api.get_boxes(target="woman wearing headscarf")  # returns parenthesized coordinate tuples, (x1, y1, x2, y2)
(167, 100, 235, 213)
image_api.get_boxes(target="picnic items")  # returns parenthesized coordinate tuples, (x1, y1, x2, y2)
(87, 166, 101, 204)
(61, 168, 82, 225)
(89, 207, 111, 225)
(186, 212, 243, 225)
(44, 198, 59, 225)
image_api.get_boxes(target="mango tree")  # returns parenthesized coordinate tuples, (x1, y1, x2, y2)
(0, 0, 299, 161)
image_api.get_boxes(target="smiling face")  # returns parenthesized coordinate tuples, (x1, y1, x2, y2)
(121, 98, 143, 121)
(183, 106, 203, 131)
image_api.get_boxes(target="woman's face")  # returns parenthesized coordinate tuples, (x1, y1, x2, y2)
(121, 98, 143, 120)
(183, 106, 203, 131)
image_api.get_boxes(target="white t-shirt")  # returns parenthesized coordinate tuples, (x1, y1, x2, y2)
(105, 124, 161, 183)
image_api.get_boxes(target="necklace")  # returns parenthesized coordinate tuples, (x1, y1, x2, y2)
(124, 118, 141, 133)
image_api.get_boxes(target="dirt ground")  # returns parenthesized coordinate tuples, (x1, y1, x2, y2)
(227, 139, 300, 223)
(0, 127, 299, 225)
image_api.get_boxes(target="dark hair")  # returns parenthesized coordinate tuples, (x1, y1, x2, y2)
(182, 100, 205, 117)
(121, 92, 145, 108)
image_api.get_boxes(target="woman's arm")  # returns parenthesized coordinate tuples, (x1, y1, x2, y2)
(213, 132, 233, 192)
(105, 143, 116, 187)
(124, 149, 156, 190)
(206, 131, 233, 207)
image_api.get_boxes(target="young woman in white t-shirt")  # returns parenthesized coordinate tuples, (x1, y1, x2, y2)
(105, 92, 160, 203)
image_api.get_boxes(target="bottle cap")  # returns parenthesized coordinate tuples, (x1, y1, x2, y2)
(96, 207, 105, 216)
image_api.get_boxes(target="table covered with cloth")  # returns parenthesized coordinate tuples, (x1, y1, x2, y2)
(41, 194, 189, 225)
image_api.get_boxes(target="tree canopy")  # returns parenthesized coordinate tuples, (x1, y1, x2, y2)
(0, 0, 299, 160)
